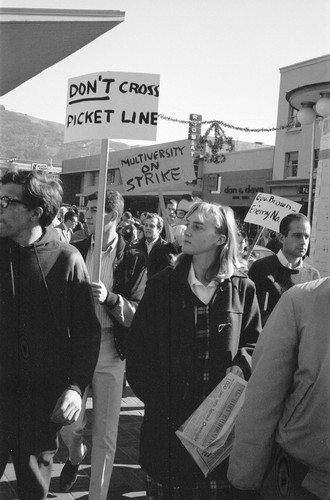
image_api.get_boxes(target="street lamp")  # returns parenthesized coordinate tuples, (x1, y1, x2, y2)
(286, 83, 330, 221)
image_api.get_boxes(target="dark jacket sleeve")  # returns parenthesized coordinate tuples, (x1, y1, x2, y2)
(231, 278, 262, 380)
(126, 277, 163, 403)
(67, 251, 101, 394)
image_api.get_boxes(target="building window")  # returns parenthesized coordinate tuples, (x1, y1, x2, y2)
(288, 105, 301, 128)
(91, 171, 99, 186)
(107, 170, 115, 184)
(314, 149, 319, 170)
(285, 151, 298, 177)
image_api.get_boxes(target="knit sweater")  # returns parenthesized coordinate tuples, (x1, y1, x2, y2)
(248, 254, 320, 326)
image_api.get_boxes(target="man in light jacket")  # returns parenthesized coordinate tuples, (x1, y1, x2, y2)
(228, 277, 330, 500)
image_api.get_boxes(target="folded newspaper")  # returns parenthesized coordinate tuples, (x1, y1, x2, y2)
(175, 372, 247, 476)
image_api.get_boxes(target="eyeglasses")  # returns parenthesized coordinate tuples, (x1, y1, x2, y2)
(175, 209, 188, 219)
(0, 196, 30, 209)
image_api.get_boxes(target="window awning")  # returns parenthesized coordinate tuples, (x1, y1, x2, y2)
(0, 8, 125, 96)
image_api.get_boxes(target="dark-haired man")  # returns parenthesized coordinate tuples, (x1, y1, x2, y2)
(55, 209, 78, 242)
(248, 212, 320, 326)
(0, 169, 101, 500)
(60, 190, 147, 499)
(133, 212, 167, 277)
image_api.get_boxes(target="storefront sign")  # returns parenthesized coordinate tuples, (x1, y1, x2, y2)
(224, 184, 264, 194)
(298, 185, 315, 195)
(109, 139, 195, 193)
(64, 71, 160, 143)
(189, 113, 202, 156)
(244, 192, 302, 232)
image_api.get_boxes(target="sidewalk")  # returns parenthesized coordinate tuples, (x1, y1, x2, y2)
(0, 385, 146, 500)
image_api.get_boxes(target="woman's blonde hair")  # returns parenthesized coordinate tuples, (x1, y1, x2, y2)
(180, 201, 244, 280)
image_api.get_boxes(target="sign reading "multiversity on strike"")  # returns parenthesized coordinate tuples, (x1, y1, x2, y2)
(109, 139, 195, 193)
(64, 71, 160, 143)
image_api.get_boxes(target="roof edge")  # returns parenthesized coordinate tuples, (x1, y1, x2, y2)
(0, 8, 125, 22)
(280, 54, 330, 73)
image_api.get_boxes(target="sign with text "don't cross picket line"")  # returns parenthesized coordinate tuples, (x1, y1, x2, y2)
(64, 71, 160, 143)
(109, 139, 196, 193)
(244, 192, 302, 232)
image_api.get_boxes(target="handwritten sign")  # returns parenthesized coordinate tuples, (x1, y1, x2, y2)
(244, 192, 301, 232)
(64, 71, 160, 143)
(109, 139, 195, 193)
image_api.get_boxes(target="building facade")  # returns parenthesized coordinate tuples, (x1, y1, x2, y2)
(201, 145, 274, 222)
(269, 54, 330, 210)
(59, 55, 330, 226)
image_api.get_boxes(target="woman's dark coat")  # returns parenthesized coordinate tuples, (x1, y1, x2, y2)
(126, 255, 261, 486)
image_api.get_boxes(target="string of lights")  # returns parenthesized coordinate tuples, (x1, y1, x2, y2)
(158, 113, 291, 133)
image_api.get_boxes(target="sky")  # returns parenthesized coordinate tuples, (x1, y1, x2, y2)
(1, 0, 330, 148)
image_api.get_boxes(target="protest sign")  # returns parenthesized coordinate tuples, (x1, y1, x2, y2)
(109, 139, 195, 194)
(244, 192, 302, 232)
(64, 71, 160, 143)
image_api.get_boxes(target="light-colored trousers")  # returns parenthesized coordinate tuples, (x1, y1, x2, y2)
(60, 328, 125, 500)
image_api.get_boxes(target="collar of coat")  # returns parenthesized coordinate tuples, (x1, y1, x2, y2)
(150, 254, 248, 285)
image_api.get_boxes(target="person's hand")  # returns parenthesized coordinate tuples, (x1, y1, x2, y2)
(91, 281, 108, 303)
(50, 389, 82, 425)
(226, 365, 244, 379)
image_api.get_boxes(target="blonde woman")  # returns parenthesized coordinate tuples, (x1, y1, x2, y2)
(127, 202, 261, 500)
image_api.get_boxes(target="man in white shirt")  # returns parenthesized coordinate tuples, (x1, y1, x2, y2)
(55, 210, 78, 243)
(59, 190, 147, 499)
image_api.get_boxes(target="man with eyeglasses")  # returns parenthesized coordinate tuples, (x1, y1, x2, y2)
(0, 169, 101, 500)
(148, 194, 200, 277)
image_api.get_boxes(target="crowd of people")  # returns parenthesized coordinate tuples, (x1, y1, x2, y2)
(0, 168, 328, 500)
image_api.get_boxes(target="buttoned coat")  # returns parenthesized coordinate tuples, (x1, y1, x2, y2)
(126, 255, 261, 486)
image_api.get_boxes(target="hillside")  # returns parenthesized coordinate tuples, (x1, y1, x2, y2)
(0, 106, 130, 164)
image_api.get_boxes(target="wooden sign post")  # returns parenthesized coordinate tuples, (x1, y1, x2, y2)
(158, 190, 173, 243)
(92, 138, 109, 282)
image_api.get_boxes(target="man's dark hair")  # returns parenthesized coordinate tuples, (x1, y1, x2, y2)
(1, 169, 62, 227)
(180, 194, 194, 203)
(123, 210, 132, 219)
(64, 210, 77, 223)
(279, 212, 309, 237)
(166, 199, 177, 207)
(87, 190, 124, 220)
